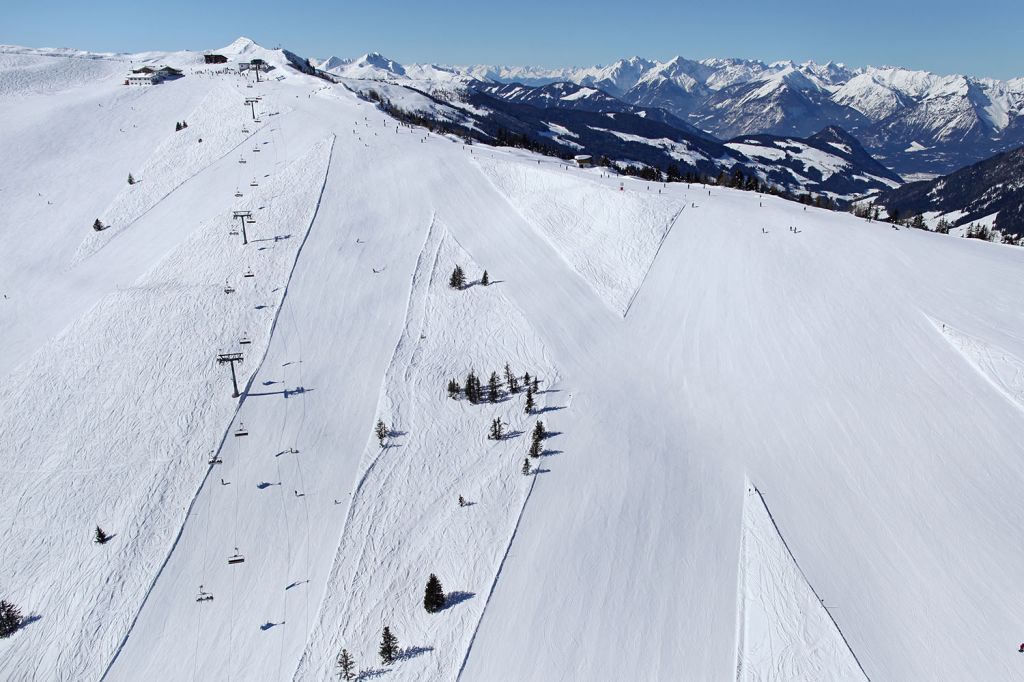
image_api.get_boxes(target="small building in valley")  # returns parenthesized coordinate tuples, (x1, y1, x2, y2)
(574, 154, 594, 168)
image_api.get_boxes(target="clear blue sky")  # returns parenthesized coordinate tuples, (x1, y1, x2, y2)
(5, 0, 1022, 79)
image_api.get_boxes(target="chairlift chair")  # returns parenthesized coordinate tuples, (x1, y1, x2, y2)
(229, 228, 239, 236)
(240, 333, 252, 345)
(208, 450, 223, 465)
(234, 423, 249, 437)
(242, 126, 250, 133)
(234, 189, 243, 198)
(246, 218, 256, 224)
(243, 268, 254, 278)
(227, 548, 245, 565)
(250, 179, 258, 187)
(238, 157, 247, 164)
(196, 586, 214, 602)
(223, 280, 235, 294)
(252, 146, 261, 153)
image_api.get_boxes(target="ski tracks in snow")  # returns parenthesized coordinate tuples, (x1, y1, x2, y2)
(294, 218, 559, 681)
(734, 482, 868, 682)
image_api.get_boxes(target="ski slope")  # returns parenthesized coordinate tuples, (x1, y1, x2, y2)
(3, 38, 1024, 682)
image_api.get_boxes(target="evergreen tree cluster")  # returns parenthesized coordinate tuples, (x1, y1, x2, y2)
(92, 218, 105, 232)
(449, 265, 466, 289)
(127, 173, 136, 185)
(95, 525, 111, 544)
(174, 121, 189, 132)
(488, 417, 504, 441)
(0, 600, 22, 638)
(375, 419, 388, 447)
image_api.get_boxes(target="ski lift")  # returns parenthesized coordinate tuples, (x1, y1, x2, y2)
(252, 146, 261, 153)
(243, 268, 254, 278)
(227, 548, 245, 565)
(234, 189, 243, 198)
(196, 585, 214, 602)
(239, 333, 252, 346)
(254, 118, 262, 123)
(238, 157, 247, 165)
(246, 218, 256, 224)
(234, 422, 249, 437)
(229, 228, 239, 236)
(208, 450, 223, 465)
(223, 280, 236, 294)
(249, 179, 259, 187)
(242, 125, 250, 133)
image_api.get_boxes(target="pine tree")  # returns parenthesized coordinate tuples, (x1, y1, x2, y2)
(448, 265, 466, 290)
(524, 387, 535, 414)
(523, 372, 531, 387)
(0, 600, 22, 639)
(488, 418, 504, 441)
(379, 626, 399, 665)
(447, 379, 460, 399)
(529, 438, 542, 459)
(481, 270, 490, 286)
(522, 457, 531, 476)
(488, 372, 500, 403)
(911, 214, 927, 230)
(175, 121, 183, 132)
(424, 573, 446, 613)
(531, 376, 540, 393)
(532, 420, 545, 442)
(458, 495, 465, 507)
(92, 218, 104, 231)
(504, 364, 519, 394)
(127, 173, 136, 185)
(465, 370, 480, 404)
(182, 121, 188, 128)
(375, 419, 388, 447)
(336, 648, 355, 681)
(95, 526, 110, 544)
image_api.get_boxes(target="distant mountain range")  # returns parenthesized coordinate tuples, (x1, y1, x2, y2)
(322, 55, 903, 202)
(315, 53, 1024, 178)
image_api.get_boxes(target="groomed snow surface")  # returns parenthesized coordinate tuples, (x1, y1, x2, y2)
(3, 41, 1024, 681)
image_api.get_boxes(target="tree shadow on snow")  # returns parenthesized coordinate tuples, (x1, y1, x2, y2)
(441, 591, 475, 610)
(542, 449, 563, 457)
(19, 614, 42, 630)
(260, 621, 284, 631)
(535, 405, 565, 415)
(396, 646, 434, 661)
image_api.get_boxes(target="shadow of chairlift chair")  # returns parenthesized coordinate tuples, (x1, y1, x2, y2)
(243, 268, 254, 278)
(196, 586, 214, 602)
(228, 548, 245, 565)
(234, 422, 249, 437)
(240, 333, 252, 346)
(252, 145, 261, 153)
(250, 179, 259, 187)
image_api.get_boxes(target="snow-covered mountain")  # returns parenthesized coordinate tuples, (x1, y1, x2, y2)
(4, 36, 1024, 682)
(876, 144, 1024, 237)
(341, 74, 900, 201)
(430, 56, 1024, 176)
